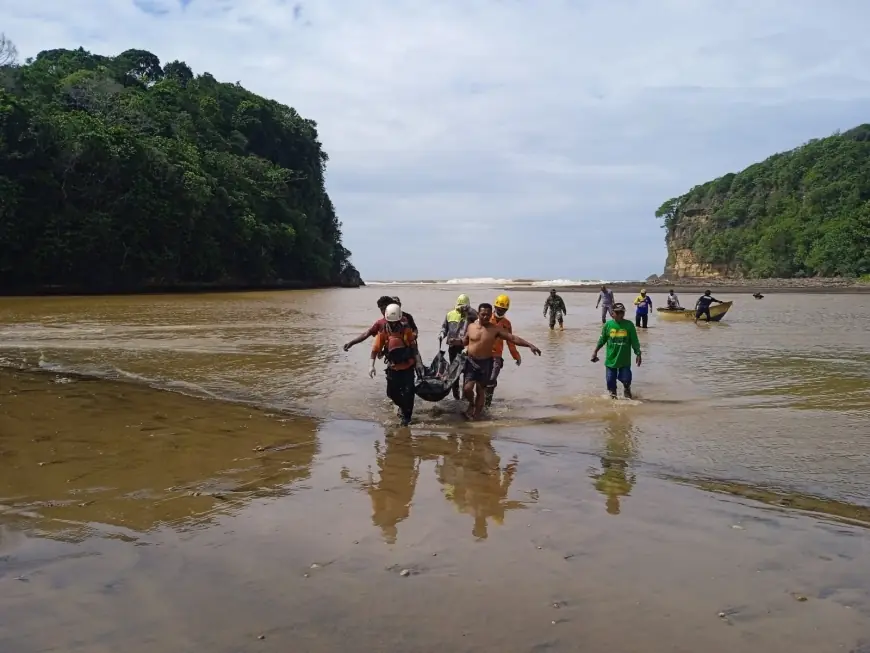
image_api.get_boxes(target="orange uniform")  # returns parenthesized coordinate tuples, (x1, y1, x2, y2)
(490, 314, 521, 362)
(372, 325, 418, 371)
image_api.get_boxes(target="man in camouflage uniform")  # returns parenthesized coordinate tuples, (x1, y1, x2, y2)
(543, 289, 567, 330)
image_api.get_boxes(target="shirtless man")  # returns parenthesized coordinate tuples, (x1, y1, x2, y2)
(462, 303, 541, 420)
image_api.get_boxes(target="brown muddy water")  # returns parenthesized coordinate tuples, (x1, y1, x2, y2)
(1, 287, 869, 652)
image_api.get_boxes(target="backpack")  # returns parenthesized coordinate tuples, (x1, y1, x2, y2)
(380, 323, 415, 366)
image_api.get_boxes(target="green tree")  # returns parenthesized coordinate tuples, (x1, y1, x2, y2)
(0, 38, 360, 291)
(656, 126, 870, 278)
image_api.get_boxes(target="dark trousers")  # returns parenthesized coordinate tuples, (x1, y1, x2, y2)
(484, 356, 505, 406)
(635, 313, 648, 328)
(386, 367, 416, 422)
(605, 366, 632, 394)
(448, 345, 463, 399)
(695, 307, 711, 321)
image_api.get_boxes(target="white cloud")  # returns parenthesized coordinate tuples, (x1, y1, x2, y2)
(3, 0, 870, 280)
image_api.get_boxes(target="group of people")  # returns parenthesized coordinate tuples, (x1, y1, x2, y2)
(343, 294, 541, 425)
(343, 286, 726, 425)
(597, 285, 725, 326)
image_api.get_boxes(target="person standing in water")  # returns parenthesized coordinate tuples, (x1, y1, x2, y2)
(694, 290, 723, 323)
(596, 285, 615, 323)
(439, 294, 478, 399)
(591, 302, 642, 399)
(344, 295, 417, 351)
(369, 304, 424, 426)
(485, 294, 522, 407)
(463, 303, 541, 420)
(633, 289, 652, 329)
(543, 289, 567, 330)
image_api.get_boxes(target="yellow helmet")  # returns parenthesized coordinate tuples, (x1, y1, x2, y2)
(494, 294, 510, 310)
(456, 294, 470, 308)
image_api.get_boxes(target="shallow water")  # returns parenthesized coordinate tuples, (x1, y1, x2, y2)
(1, 287, 869, 651)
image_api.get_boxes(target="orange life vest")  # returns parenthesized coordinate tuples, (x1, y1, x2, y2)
(379, 324, 416, 370)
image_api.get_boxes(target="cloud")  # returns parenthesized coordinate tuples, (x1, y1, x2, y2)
(3, 0, 870, 280)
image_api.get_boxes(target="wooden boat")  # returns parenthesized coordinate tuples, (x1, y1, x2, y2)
(656, 301, 733, 322)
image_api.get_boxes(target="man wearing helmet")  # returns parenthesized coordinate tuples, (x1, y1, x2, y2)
(439, 294, 479, 399)
(369, 303, 425, 426)
(485, 294, 522, 407)
(543, 289, 567, 330)
(463, 303, 541, 420)
(343, 295, 417, 351)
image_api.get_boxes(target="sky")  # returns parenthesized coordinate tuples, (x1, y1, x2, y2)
(4, 1, 870, 281)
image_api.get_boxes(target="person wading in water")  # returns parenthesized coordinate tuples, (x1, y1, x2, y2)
(439, 294, 478, 399)
(463, 303, 541, 420)
(591, 303, 642, 399)
(344, 295, 417, 351)
(543, 289, 567, 330)
(595, 285, 615, 324)
(485, 294, 522, 408)
(369, 304, 424, 426)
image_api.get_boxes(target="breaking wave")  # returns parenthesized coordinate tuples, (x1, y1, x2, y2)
(366, 278, 637, 287)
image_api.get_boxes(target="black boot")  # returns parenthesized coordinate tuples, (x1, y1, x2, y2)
(623, 385, 632, 400)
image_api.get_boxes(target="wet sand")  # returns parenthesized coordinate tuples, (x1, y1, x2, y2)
(2, 369, 868, 652)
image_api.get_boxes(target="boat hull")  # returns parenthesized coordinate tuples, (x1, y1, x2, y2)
(656, 301, 733, 322)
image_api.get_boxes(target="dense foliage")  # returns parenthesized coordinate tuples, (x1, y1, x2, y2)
(0, 37, 360, 291)
(656, 125, 870, 278)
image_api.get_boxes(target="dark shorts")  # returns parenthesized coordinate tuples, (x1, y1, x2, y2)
(695, 307, 711, 320)
(465, 356, 493, 384)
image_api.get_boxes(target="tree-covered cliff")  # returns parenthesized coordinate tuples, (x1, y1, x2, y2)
(656, 125, 870, 279)
(0, 36, 361, 292)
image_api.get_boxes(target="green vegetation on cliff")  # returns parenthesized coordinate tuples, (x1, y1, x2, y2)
(0, 36, 360, 292)
(656, 125, 870, 278)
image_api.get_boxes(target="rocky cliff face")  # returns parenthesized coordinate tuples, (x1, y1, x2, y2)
(664, 247, 736, 278)
(662, 207, 738, 279)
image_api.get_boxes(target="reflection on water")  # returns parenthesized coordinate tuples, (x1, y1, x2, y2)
(435, 433, 524, 539)
(589, 412, 638, 515)
(341, 431, 526, 543)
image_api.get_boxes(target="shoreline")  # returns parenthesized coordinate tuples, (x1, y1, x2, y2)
(504, 278, 870, 294)
(0, 278, 365, 298)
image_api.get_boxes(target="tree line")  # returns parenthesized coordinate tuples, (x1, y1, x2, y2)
(656, 124, 870, 278)
(0, 35, 361, 292)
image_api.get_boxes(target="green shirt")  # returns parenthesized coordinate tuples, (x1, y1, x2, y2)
(596, 319, 641, 368)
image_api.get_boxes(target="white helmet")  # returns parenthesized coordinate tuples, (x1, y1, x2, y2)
(384, 303, 403, 322)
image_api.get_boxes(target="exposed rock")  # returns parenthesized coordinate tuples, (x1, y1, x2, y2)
(338, 263, 364, 288)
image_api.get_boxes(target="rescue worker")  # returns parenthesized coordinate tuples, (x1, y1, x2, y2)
(543, 289, 567, 330)
(439, 294, 478, 399)
(633, 289, 652, 329)
(485, 294, 521, 407)
(343, 295, 416, 351)
(369, 304, 424, 426)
